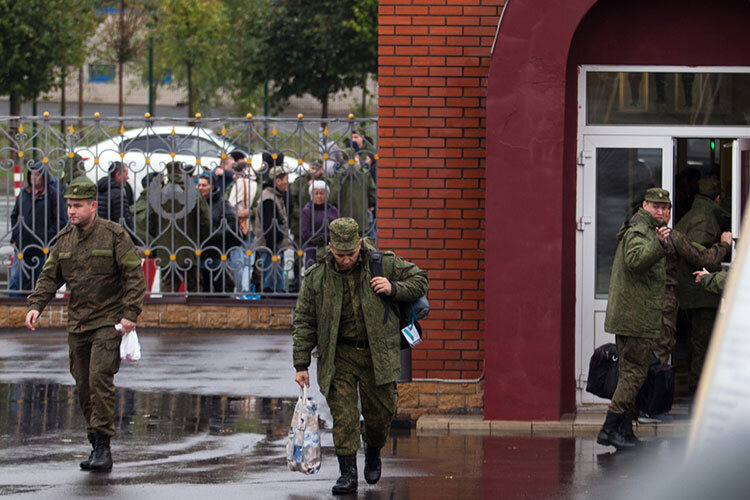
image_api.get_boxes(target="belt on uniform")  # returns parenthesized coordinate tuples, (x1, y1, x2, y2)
(338, 337, 369, 350)
(666, 285, 676, 292)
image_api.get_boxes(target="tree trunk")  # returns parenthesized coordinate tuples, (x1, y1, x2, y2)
(60, 70, 67, 135)
(118, 0, 125, 118)
(78, 66, 84, 132)
(321, 91, 329, 120)
(10, 92, 21, 116)
(10, 93, 22, 165)
(187, 62, 194, 118)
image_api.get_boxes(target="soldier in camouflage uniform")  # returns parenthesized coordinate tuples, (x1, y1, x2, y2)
(293, 217, 428, 495)
(597, 187, 671, 450)
(675, 178, 727, 392)
(694, 268, 728, 295)
(654, 209, 732, 364)
(25, 177, 146, 472)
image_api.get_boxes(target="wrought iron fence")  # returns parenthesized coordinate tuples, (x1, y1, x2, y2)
(0, 114, 378, 298)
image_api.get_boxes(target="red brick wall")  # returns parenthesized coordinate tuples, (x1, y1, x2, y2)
(378, 0, 504, 379)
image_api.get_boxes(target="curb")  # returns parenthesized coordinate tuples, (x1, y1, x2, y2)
(416, 408, 692, 437)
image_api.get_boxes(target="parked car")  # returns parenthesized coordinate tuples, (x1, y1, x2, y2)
(75, 126, 303, 199)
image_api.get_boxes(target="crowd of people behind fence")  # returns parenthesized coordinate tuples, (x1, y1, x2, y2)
(7, 131, 377, 296)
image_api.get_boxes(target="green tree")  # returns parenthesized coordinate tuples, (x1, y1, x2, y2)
(152, 0, 230, 117)
(234, 0, 378, 118)
(93, 0, 157, 116)
(0, 0, 98, 115)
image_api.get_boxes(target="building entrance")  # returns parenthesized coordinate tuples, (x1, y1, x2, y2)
(575, 67, 750, 405)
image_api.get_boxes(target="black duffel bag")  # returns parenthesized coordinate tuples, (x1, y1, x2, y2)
(586, 344, 676, 416)
(586, 343, 619, 399)
(636, 356, 676, 416)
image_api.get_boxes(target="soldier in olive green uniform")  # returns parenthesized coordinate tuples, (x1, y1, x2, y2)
(293, 218, 428, 495)
(675, 178, 727, 392)
(694, 268, 728, 295)
(655, 224, 732, 364)
(597, 188, 671, 450)
(330, 163, 377, 236)
(25, 177, 146, 472)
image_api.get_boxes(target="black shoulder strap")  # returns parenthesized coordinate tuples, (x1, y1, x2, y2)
(369, 250, 383, 277)
(369, 251, 390, 324)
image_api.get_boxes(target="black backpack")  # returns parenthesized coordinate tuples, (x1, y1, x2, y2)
(369, 251, 429, 349)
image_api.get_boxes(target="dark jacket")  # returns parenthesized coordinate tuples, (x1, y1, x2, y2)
(203, 186, 243, 257)
(11, 167, 67, 252)
(97, 176, 134, 231)
(300, 201, 338, 265)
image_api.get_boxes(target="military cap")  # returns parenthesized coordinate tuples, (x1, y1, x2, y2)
(699, 178, 721, 199)
(643, 187, 671, 205)
(64, 176, 97, 199)
(329, 217, 360, 250)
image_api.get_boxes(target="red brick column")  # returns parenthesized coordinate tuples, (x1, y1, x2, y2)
(378, 1, 504, 380)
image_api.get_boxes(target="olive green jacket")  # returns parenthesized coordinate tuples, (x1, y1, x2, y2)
(700, 270, 727, 295)
(330, 164, 377, 235)
(665, 229, 730, 287)
(293, 243, 429, 397)
(604, 208, 667, 338)
(28, 217, 146, 333)
(675, 195, 726, 310)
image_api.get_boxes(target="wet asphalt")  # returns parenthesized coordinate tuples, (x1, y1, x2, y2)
(0, 329, 690, 499)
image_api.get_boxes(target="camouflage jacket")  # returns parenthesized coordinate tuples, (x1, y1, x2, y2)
(330, 164, 377, 236)
(700, 270, 727, 295)
(293, 243, 429, 397)
(28, 216, 146, 333)
(604, 208, 667, 338)
(675, 194, 723, 247)
(665, 229, 730, 287)
(674, 195, 728, 310)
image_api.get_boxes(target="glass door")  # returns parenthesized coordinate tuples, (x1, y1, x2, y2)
(732, 139, 750, 242)
(577, 135, 673, 404)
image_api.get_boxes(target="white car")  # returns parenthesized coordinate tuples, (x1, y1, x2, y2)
(75, 126, 303, 199)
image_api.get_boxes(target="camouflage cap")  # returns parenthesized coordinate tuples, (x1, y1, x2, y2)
(329, 217, 360, 250)
(644, 187, 671, 205)
(699, 178, 721, 198)
(269, 165, 288, 178)
(63, 176, 97, 199)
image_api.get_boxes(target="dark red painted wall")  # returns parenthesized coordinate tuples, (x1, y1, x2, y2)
(487, 0, 750, 420)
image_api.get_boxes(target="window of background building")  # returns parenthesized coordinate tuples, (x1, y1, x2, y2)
(89, 63, 116, 83)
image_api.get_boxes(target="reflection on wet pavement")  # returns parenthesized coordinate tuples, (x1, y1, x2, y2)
(0, 331, 688, 499)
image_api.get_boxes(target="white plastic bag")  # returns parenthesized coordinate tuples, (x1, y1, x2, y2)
(286, 386, 321, 474)
(116, 324, 142, 362)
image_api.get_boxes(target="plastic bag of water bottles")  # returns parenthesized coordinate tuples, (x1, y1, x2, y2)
(286, 386, 321, 474)
(115, 324, 141, 362)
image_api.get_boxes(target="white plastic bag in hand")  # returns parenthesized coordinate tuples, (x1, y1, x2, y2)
(115, 324, 141, 362)
(286, 386, 321, 474)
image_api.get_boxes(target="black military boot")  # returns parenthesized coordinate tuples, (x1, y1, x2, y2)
(332, 454, 358, 495)
(619, 411, 641, 445)
(597, 411, 635, 450)
(79, 433, 96, 470)
(88, 433, 113, 472)
(364, 443, 382, 485)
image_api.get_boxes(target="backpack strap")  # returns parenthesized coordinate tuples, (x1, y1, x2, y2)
(369, 251, 391, 325)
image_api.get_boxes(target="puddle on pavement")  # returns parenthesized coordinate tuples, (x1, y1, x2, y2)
(0, 380, 688, 499)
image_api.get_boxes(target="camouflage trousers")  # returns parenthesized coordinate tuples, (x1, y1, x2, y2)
(327, 343, 397, 456)
(609, 335, 651, 415)
(652, 292, 678, 364)
(687, 307, 717, 391)
(68, 326, 122, 436)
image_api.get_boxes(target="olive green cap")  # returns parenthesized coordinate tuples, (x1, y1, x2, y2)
(644, 187, 671, 205)
(329, 217, 360, 250)
(699, 178, 721, 198)
(63, 176, 97, 199)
